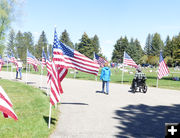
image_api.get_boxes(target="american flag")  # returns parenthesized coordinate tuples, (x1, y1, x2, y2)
(94, 53, 107, 67)
(123, 52, 138, 68)
(27, 50, 38, 72)
(42, 49, 46, 69)
(0, 86, 18, 120)
(53, 30, 99, 76)
(49, 60, 62, 105)
(9, 52, 17, 65)
(158, 52, 169, 79)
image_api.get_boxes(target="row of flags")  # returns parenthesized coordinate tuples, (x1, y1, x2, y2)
(123, 51, 169, 79)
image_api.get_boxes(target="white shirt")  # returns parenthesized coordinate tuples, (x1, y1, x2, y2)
(17, 61, 23, 68)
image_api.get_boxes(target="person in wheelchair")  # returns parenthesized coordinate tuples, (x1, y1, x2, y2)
(131, 67, 147, 93)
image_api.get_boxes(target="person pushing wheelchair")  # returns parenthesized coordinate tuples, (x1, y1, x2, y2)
(130, 66, 147, 93)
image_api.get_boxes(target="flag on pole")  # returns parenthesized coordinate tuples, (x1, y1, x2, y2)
(42, 49, 47, 69)
(123, 52, 138, 68)
(53, 30, 99, 75)
(94, 53, 108, 67)
(27, 50, 39, 72)
(0, 86, 18, 120)
(158, 52, 169, 79)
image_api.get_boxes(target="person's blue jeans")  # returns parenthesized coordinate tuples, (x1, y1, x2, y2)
(102, 81, 109, 94)
(16, 67, 22, 79)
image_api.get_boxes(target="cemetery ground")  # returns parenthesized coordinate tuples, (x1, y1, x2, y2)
(0, 79, 58, 138)
(0, 66, 180, 137)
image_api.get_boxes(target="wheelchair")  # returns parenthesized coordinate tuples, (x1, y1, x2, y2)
(131, 77, 147, 93)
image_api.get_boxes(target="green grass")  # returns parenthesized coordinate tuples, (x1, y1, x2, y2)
(0, 79, 59, 138)
(2, 64, 180, 90)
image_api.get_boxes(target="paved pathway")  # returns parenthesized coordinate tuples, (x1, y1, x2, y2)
(1, 71, 180, 138)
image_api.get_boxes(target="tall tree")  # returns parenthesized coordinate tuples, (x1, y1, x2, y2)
(164, 36, 173, 57)
(91, 34, 100, 54)
(151, 33, 164, 56)
(134, 39, 143, 64)
(15, 31, 24, 59)
(35, 31, 48, 59)
(144, 33, 153, 56)
(77, 32, 94, 59)
(6, 29, 16, 55)
(173, 33, 180, 65)
(0, 0, 15, 55)
(112, 36, 128, 63)
(59, 29, 74, 48)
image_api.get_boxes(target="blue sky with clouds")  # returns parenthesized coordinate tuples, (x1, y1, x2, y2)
(11, 0, 180, 60)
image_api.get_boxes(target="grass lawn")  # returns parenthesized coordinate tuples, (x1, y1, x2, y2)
(2, 64, 180, 90)
(0, 79, 59, 138)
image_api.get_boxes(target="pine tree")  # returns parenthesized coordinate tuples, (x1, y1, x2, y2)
(164, 36, 173, 57)
(15, 31, 24, 59)
(151, 33, 164, 56)
(144, 34, 152, 56)
(77, 32, 94, 59)
(91, 34, 100, 54)
(35, 31, 48, 59)
(59, 30, 74, 48)
(6, 29, 16, 56)
(112, 36, 128, 63)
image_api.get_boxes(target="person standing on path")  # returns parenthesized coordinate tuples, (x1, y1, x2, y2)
(100, 63, 111, 94)
(16, 58, 23, 79)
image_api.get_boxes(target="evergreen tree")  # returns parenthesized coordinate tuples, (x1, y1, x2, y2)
(164, 36, 173, 57)
(77, 32, 94, 59)
(35, 31, 48, 59)
(144, 33, 152, 56)
(151, 33, 164, 56)
(134, 39, 143, 64)
(59, 30, 74, 48)
(15, 31, 24, 59)
(112, 36, 128, 63)
(173, 33, 180, 65)
(91, 34, 100, 54)
(6, 29, 16, 56)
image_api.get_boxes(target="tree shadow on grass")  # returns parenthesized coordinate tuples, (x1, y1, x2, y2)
(43, 116, 57, 126)
(113, 104, 180, 138)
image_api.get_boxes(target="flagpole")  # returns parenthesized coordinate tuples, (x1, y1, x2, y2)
(11, 63, 13, 79)
(26, 61, 28, 84)
(156, 77, 159, 88)
(48, 103, 52, 129)
(40, 47, 44, 89)
(121, 52, 125, 84)
(7, 60, 8, 72)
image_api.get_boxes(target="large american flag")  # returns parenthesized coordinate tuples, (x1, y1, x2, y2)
(53, 30, 99, 76)
(94, 53, 107, 67)
(123, 52, 138, 68)
(27, 50, 38, 72)
(158, 52, 169, 79)
(0, 86, 18, 120)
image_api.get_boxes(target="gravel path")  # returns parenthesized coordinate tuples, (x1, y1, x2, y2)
(1, 71, 180, 138)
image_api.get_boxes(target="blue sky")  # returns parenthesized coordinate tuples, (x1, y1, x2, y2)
(11, 0, 180, 60)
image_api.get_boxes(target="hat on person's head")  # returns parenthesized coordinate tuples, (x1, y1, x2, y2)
(136, 66, 142, 72)
(17, 58, 20, 61)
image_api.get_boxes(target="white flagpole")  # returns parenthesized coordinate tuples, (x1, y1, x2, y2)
(121, 52, 125, 84)
(40, 47, 44, 89)
(11, 63, 13, 79)
(26, 62, 28, 84)
(7, 60, 8, 72)
(48, 103, 52, 129)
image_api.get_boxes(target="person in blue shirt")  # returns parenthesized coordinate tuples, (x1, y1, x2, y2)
(100, 63, 111, 95)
